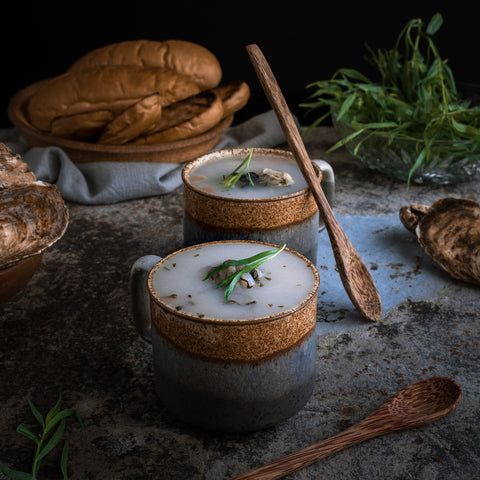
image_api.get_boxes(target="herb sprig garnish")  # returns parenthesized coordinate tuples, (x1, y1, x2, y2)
(203, 244, 286, 301)
(0, 395, 83, 480)
(220, 149, 254, 190)
(300, 13, 480, 186)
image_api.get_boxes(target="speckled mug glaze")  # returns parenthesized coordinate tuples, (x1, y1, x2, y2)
(181, 148, 335, 266)
(130, 240, 320, 432)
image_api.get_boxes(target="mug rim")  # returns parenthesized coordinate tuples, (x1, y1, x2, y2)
(181, 147, 321, 203)
(147, 239, 320, 326)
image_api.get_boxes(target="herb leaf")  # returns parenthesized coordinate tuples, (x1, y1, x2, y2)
(45, 395, 63, 425)
(220, 149, 254, 189)
(28, 400, 45, 429)
(44, 409, 84, 436)
(0, 462, 34, 480)
(203, 246, 285, 281)
(16, 424, 39, 444)
(60, 442, 69, 480)
(426, 12, 443, 35)
(203, 244, 286, 301)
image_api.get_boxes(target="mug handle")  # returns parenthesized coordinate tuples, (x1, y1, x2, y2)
(129, 255, 161, 343)
(312, 159, 335, 231)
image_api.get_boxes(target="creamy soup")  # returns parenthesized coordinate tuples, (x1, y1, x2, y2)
(152, 242, 318, 321)
(188, 153, 310, 199)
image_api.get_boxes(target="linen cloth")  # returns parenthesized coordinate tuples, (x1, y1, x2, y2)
(0, 110, 290, 205)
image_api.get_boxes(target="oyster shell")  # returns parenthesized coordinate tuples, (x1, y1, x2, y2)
(256, 168, 294, 187)
(240, 168, 294, 187)
(0, 143, 36, 188)
(0, 142, 69, 271)
(399, 197, 480, 285)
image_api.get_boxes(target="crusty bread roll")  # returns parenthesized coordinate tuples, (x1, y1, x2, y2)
(98, 93, 163, 145)
(213, 80, 250, 118)
(129, 91, 224, 145)
(139, 81, 250, 139)
(27, 66, 201, 131)
(145, 90, 221, 134)
(68, 39, 222, 90)
(50, 109, 115, 141)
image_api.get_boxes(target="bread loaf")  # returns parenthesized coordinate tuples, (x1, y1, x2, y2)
(27, 66, 201, 131)
(68, 39, 222, 90)
(147, 90, 222, 134)
(98, 93, 163, 145)
(213, 80, 250, 118)
(129, 91, 224, 144)
(50, 109, 115, 141)
(138, 80, 250, 139)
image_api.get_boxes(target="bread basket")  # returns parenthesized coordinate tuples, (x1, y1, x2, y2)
(8, 80, 234, 164)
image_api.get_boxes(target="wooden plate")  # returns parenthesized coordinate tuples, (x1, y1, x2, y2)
(7, 80, 234, 164)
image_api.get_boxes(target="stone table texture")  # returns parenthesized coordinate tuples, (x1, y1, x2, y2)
(1, 127, 479, 480)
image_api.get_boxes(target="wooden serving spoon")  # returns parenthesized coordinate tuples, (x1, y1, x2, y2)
(228, 376, 462, 480)
(246, 44, 382, 322)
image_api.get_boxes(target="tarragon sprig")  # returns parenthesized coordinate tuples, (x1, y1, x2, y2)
(0, 395, 83, 480)
(203, 244, 286, 301)
(220, 149, 254, 190)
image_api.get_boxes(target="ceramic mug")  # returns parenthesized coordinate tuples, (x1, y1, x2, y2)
(181, 148, 335, 266)
(130, 240, 320, 432)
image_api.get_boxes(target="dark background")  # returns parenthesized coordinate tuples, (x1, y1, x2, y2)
(1, 4, 478, 129)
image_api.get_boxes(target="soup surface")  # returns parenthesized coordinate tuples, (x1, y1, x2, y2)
(152, 242, 318, 321)
(188, 154, 309, 199)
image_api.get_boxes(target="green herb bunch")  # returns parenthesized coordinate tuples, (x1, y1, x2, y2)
(301, 13, 480, 184)
(203, 244, 286, 301)
(0, 395, 83, 480)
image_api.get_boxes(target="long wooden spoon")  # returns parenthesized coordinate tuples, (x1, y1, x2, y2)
(246, 44, 382, 322)
(228, 376, 461, 480)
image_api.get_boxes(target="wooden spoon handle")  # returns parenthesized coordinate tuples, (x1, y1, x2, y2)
(228, 421, 382, 480)
(245, 44, 336, 228)
(246, 43, 382, 322)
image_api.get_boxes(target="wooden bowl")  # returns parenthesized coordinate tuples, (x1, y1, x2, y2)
(0, 254, 43, 304)
(7, 80, 234, 164)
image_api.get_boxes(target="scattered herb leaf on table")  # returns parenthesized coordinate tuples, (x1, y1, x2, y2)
(0, 395, 83, 480)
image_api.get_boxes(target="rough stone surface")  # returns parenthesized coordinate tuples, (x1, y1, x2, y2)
(1, 126, 479, 479)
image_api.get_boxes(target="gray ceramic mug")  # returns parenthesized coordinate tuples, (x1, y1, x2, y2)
(182, 148, 335, 266)
(130, 240, 319, 432)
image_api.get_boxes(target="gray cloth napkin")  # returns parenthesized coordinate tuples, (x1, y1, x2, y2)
(0, 110, 289, 205)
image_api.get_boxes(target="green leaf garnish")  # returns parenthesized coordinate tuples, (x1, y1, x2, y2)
(203, 244, 286, 301)
(0, 462, 34, 479)
(60, 442, 69, 480)
(300, 12, 480, 186)
(220, 149, 254, 190)
(0, 395, 83, 480)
